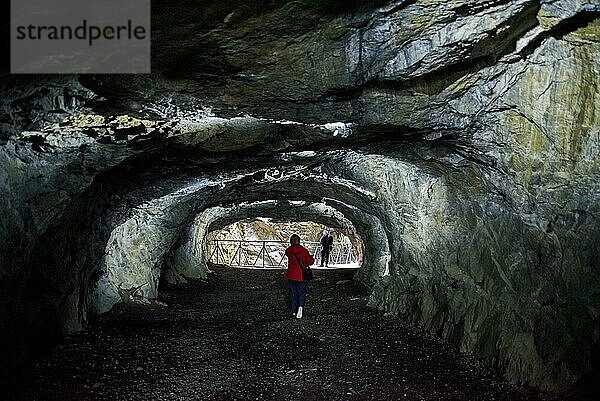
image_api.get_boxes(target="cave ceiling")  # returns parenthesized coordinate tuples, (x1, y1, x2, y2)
(6, 0, 593, 144)
(0, 1, 599, 392)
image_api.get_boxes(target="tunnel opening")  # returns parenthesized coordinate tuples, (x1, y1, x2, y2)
(204, 218, 363, 269)
(158, 199, 390, 293)
(0, 1, 598, 397)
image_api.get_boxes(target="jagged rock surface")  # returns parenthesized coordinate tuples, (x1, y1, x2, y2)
(0, 0, 598, 394)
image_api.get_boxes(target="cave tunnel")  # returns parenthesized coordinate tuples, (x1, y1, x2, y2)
(1, 0, 599, 400)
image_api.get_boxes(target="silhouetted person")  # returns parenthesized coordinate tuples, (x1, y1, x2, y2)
(285, 234, 314, 319)
(319, 230, 333, 267)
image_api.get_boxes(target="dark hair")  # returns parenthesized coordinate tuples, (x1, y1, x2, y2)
(290, 234, 300, 245)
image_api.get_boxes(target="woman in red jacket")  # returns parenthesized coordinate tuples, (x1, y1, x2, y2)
(285, 234, 314, 319)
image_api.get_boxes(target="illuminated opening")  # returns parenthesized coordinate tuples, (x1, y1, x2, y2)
(204, 218, 363, 269)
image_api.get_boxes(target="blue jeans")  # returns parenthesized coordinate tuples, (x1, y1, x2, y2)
(289, 280, 308, 314)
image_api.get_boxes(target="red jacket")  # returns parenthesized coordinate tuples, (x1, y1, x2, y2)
(285, 244, 315, 281)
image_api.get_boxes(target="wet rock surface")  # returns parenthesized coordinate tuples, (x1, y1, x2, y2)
(1, 268, 592, 401)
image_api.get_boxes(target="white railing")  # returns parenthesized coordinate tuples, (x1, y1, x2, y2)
(207, 240, 357, 268)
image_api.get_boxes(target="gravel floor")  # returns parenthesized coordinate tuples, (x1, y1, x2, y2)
(1, 268, 594, 401)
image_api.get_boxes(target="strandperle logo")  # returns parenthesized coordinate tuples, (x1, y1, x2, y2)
(11, 0, 150, 74)
(15, 20, 147, 47)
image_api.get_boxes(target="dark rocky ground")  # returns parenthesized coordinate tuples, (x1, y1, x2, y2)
(1, 268, 596, 401)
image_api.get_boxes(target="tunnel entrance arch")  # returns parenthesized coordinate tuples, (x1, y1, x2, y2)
(159, 198, 388, 295)
(205, 219, 361, 268)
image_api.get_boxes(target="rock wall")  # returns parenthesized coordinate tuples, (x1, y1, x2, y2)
(345, 149, 599, 391)
(0, 0, 598, 393)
